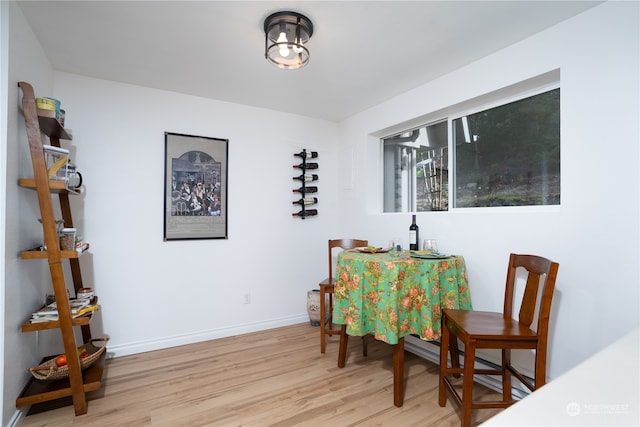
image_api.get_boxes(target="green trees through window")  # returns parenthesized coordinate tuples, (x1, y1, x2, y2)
(453, 88, 560, 207)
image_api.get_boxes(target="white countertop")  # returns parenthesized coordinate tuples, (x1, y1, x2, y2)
(482, 328, 639, 426)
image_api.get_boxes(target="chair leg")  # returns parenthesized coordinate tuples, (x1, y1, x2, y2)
(319, 286, 327, 353)
(449, 334, 461, 378)
(438, 320, 450, 407)
(502, 348, 512, 403)
(327, 292, 333, 329)
(461, 340, 476, 427)
(362, 335, 368, 357)
(535, 342, 547, 389)
(338, 325, 348, 368)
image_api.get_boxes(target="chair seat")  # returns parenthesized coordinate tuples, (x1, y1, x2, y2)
(444, 310, 539, 343)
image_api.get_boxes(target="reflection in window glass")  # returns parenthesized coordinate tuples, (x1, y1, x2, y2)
(383, 121, 448, 212)
(416, 122, 448, 211)
(453, 89, 560, 207)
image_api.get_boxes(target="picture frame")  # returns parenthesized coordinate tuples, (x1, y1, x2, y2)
(164, 132, 228, 240)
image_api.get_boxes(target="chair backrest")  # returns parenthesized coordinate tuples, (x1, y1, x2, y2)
(328, 239, 368, 280)
(504, 253, 559, 340)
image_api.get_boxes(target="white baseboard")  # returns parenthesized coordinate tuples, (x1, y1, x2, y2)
(405, 335, 530, 400)
(8, 407, 26, 427)
(106, 314, 309, 358)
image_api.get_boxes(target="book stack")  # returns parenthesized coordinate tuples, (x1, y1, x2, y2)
(29, 298, 99, 323)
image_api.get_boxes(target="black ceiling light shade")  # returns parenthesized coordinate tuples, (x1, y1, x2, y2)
(264, 11, 314, 69)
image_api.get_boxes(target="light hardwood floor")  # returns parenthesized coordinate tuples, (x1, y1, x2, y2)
(20, 323, 503, 426)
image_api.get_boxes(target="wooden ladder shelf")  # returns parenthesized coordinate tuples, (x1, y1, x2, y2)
(15, 81, 105, 416)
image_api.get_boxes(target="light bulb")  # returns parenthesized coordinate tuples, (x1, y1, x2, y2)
(277, 32, 290, 57)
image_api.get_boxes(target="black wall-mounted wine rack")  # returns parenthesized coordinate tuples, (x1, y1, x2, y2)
(292, 149, 318, 219)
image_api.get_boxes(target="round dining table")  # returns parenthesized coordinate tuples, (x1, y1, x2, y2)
(332, 249, 472, 407)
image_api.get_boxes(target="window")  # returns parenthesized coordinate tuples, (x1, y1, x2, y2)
(453, 89, 560, 207)
(382, 85, 560, 212)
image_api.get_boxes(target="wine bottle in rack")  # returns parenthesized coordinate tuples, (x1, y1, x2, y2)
(292, 197, 318, 206)
(293, 174, 318, 182)
(294, 150, 318, 159)
(293, 162, 319, 170)
(292, 209, 318, 217)
(293, 186, 318, 193)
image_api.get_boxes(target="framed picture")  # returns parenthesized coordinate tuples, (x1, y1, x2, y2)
(164, 132, 228, 240)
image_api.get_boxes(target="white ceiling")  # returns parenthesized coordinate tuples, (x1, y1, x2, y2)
(17, 1, 602, 122)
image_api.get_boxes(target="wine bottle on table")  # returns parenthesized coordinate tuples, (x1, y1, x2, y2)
(293, 162, 319, 169)
(409, 214, 419, 250)
(292, 209, 318, 217)
(292, 197, 318, 206)
(293, 186, 318, 193)
(293, 150, 318, 159)
(293, 174, 318, 182)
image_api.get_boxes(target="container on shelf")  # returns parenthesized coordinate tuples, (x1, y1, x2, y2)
(65, 162, 82, 190)
(46, 97, 61, 118)
(59, 228, 76, 251)
(36, 97, 56, 112)
(36, 97, 62, 120)
(43, 144, 70, 181)
(77, 288, 94, 300)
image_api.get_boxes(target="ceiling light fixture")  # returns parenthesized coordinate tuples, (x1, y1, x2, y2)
(264, 11, 313, 69)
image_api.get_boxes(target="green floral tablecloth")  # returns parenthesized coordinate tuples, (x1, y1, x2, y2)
(332, 251, 472, 345)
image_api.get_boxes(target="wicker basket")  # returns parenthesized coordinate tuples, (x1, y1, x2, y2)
(29, 337, 108, 381)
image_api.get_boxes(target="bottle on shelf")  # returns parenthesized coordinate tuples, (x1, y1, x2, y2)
(293, 162, 319, 170)
(293, 186, 318, 193)
(293, 174, 318, 182)
(292, 209, 318, 217)
(293, 150, 318, 159)
(293, 197, 318, 206)
(409, 214, 419, 250)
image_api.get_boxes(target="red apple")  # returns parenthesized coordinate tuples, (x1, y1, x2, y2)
(54, 354, 67, 367)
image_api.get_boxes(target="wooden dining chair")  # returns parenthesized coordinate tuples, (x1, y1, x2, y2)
(319, 238, 368, 353)
(439, 253, 559, 427)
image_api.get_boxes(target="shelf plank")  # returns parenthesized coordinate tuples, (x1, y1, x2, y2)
(20, 249, 86, 260)
(37, 111, 72, 140)
(21, 315, 92, 333)
(18, 178, 70, 194)
(16, 352, 105, 408)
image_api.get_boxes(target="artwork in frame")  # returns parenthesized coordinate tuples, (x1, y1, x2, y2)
(164, 132, 228, 240)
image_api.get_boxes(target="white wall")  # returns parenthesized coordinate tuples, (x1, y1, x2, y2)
(337, 1, 639, 379)
(50, 72, 341, 355)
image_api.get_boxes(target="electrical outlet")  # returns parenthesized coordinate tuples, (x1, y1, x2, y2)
(243, 293, 250, 304)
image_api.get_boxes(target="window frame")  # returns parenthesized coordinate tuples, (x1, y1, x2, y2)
(377, 71, 561, 214)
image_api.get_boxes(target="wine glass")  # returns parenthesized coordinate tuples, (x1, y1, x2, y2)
(388, 238, 403, 256)
(423, 239, 438, 253)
